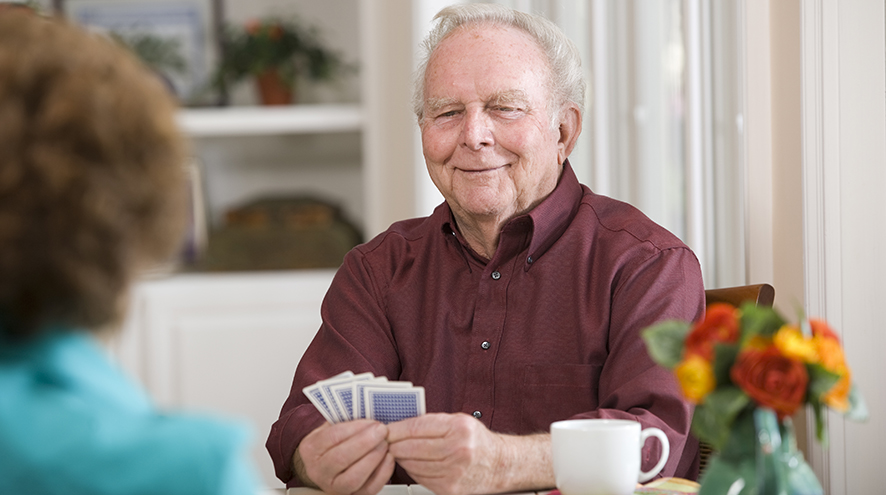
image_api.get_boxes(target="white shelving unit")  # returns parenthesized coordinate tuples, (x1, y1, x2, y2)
(110, 2, 421, 488)
(112, 105, 367, 490)
(177, 104, 363, 137)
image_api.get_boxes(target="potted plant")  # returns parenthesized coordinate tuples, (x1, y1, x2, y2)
(214, 16, 346, 105)
(110, 31, 188, 97)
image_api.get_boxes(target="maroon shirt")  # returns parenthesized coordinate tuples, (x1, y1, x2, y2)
(267, 162, 704, 486)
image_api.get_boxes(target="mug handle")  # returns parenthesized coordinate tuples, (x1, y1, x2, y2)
(637, 427, 670, 483)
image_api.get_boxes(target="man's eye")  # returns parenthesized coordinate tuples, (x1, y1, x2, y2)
(437, 110, 459, 118)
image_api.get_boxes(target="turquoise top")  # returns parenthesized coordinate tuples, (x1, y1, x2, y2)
(0, 330, 259, 495)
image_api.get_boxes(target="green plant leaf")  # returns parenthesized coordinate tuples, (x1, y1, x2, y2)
(806, 363, 841, 400)
(845, 383, 869, 422)
(691, 386, 751, 450)
(810, 400, 828, 447)
(739, 303, 785, 340)
(641, 320, 691, 369)
(711, 342, 739, 385)
(213, 16, 346, 89)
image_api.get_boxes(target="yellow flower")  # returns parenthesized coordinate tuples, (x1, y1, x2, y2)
(675, 354, 716, 404)
(774, 325, 819, 363)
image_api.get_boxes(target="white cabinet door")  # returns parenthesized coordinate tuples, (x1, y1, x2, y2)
(111, 269, 336, 489)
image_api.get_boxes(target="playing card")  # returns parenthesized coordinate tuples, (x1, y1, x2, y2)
(353, 379, 409, 420)
(364, 385, 426, 424)
(326, 372, 374, 422)
(316, 371, 370, 423)
(302, 371, 353, 423)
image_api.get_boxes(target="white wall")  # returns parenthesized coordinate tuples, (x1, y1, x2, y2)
(799, 1, 886, 493)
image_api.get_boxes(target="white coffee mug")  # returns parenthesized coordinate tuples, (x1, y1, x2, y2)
(550, 419, 670, 495)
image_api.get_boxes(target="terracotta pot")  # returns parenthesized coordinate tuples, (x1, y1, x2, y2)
(254, 68, 294, 105)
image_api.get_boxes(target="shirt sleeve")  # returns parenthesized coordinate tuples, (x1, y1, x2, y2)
(565, 246, 705, 479)
(266, 247, 401, 486)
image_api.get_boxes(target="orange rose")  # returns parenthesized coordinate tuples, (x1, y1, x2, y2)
(675, 354, 716, 404)
(822, 369, 852, 412)
(808, 319, 853, 411)
(810, 318, 840, 342)
(731, 345, 808, 419)
(684, 303, 740, 361)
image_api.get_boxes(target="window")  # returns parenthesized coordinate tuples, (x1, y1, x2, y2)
(495, 0, 747, 287)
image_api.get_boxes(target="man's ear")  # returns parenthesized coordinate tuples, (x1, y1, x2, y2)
(556, 104, 582, 164)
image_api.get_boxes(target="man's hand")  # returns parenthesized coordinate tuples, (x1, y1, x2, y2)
(295, 419, 395, 495)
(386, 413, 554, 495)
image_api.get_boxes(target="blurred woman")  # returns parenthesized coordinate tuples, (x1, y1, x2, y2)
(0, 11, 258, 495)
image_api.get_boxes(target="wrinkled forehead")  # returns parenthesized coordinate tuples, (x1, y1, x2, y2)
(424, 23, 553, 97)
(430, 22, 548, 68)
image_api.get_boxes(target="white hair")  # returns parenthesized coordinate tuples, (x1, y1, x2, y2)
(412, 3, 586, 126)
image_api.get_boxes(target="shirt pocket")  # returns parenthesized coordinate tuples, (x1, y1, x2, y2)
(520, 363, 601, 432)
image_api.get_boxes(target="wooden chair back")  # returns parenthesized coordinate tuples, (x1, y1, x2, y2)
(704, 283, 775, 308)
(697, 283, 775, 477)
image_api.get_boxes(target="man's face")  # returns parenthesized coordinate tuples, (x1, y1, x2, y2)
(420, 25, 567, 225)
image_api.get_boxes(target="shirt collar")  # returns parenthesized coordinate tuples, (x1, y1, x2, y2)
(522, 159, 583, 264)
(438, 159, 583, 267)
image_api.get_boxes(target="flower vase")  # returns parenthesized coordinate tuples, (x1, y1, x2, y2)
(699, 408, 823, 495)
(254, 68, 293, 105)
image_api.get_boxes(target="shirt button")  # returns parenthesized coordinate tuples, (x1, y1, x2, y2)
(491, 271, 501, 280)
(527, 256, 534, 264)
(481, 341, 491, 350)
(472, 410, 482, 419)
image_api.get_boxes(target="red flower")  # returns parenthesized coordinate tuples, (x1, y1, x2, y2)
(244, 19, 261, 35)
(264, 23, 283, 40)
(731, 345, 809, 419)
(684, 303, 740, 361)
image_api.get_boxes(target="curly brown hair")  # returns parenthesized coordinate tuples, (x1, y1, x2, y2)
(0, 12, 188, 338)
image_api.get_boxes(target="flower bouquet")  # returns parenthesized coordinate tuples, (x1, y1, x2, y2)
(642, 302, 868, 494)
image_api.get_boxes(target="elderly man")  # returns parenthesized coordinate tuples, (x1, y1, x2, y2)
(267, 4, 704, 495)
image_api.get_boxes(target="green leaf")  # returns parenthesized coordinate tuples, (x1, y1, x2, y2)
(806, 363, 841, 400)
(691, 386, 751, 450)
(711, 343, 739, 385)
(739, 303, 785, 340)
(811, 400, 828, 447)
(641, 320, 691, 369)
(845, 383, 870, 422)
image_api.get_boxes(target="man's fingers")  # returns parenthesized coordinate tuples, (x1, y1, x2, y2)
(306, 419, 386, 454)
(358, 452, 397, 495)
(387, 435, 450, 461)
(386, 412, 473, 443)
(328, 440, 390, 494)
(300, 420, 390, 493)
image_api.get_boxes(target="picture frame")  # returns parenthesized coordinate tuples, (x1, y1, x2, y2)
(56, 0, 225, 106)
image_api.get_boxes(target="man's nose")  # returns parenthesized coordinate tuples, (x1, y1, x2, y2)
(460, 109, 493, 150)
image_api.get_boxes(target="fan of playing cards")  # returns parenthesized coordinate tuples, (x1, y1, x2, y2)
(303, 371, 427, 425)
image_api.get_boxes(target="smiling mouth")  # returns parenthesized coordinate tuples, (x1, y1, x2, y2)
(457, 164, 508, 174)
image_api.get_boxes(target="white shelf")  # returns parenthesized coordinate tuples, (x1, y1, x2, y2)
(177, 104, 363, 137)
